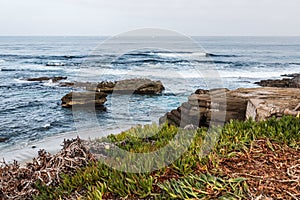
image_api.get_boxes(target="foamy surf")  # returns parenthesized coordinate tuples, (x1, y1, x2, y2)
(43, 80, 59, 87)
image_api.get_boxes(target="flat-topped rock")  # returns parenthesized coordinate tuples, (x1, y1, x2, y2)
(160, 87, 300, 127)
(26, 76, 67, 82)
(255, 73, 300, 88)
(60, 78, 165, 95)
(97, 79, 165, 94)
(61, 92, 107, 108)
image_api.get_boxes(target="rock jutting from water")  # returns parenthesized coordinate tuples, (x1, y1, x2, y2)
(159, 87, 300, 127)
(0, 137, 8, 143)
(60, 78, 165, 95)
(26, 76, 67, 82)
(255, 73, 300, 88)
(61, 92, 107, 108)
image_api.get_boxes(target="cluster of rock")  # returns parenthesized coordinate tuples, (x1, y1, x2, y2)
(25, 76, 165, 108)
(26, 74, 300, 128)
(159, 87, 300, 127)
(60, 78, 165, 108)
(61, 78, 165, 95)
(255, 73, 300, 88)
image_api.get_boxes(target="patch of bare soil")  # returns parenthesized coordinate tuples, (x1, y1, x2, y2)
(218, 139, 300, 199)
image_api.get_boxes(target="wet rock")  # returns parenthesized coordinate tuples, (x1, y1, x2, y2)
(0, 137, 9, 143)
(255, 73, 300, 88)
(160, 87, 300, 127)
(61, 92, 107, 108)
(101, 78, 164, 94)
(26, 76, 67, 82)
(59, 82, 75, 87)
(60, 78, 165, 95)
(281, 73, 300, 78)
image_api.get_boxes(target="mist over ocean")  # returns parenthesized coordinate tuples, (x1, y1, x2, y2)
(1, 36, 300, 156)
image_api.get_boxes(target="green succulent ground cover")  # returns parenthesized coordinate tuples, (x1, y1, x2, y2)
(34, 116, 300, 199)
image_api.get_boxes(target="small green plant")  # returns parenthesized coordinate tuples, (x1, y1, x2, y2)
(158, 173, 248, 199)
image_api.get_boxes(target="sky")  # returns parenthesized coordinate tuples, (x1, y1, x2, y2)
(0, 0, 299, 36)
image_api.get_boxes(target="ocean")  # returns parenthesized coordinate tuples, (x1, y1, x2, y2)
(1, 36, 300, 161)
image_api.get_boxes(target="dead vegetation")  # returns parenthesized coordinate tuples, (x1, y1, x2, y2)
(0, 137, 95, 199)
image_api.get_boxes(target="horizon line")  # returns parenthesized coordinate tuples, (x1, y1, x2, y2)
(0, 35, 300, 37)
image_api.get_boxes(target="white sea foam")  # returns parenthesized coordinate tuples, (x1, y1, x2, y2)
(14, 78, 34, 83)
(154, 52, 208, 59)
(76, 66, 300, 80)
(43, 80, 59, 87)
(219, 68, 300, 79)
(46, 62, 65, 66)
(36, 65, 64, 71)
(43, 124, 51, 128)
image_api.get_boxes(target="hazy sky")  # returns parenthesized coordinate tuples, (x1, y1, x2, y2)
(1, 0, 299, 36)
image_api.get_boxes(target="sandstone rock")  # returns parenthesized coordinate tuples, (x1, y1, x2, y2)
(255, 73, 300, 88)
(160, 87, 300, 128)
(61, 92, 107, 108)
(26, 76, 67, 82)
(60, 78, 165, 95)
(246, 98, 300, 121)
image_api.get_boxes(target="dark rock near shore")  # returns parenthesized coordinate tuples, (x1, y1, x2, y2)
(160, 87, 300, 127)
(61, 92, 107, 108)
(60, 78, 165, 95)
(59, 82, 75, 87)
(99, 78, 165, 94)
(281, 73, 300, 78)
(255, 73, 300, 88)
(26, 76, 67, 82)
(0, 137, 9, 143)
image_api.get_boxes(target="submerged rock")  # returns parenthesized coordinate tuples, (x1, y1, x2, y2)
(255, 73, 300, 88)
(160, 87, 300, 127)
(26, 76, 67, 82)
(60, 78, 165, 95)
(61, 92, 107, 108)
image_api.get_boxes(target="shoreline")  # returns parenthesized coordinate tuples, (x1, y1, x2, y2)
(1, 116, 299, 199)
(0, 126, 131, 164)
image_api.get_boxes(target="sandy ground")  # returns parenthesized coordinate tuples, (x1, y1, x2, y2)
(0, 126, 130, 164)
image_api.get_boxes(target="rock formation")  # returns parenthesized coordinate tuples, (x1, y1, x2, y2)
(60, 78, 165, 95)
(255, 73, 300, 88)
(26, 76, 67, 82)
(98, 78, 165, 94)
(60, 79, 164, 108)
(61, 92, 107, 108)
(0, 137, 8, 143)
(160, 87, 300, 127)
